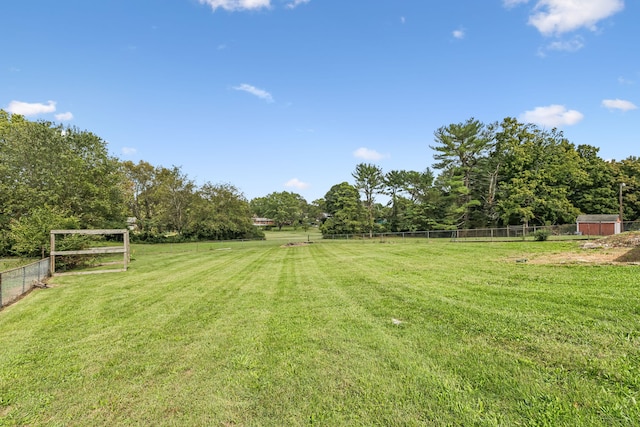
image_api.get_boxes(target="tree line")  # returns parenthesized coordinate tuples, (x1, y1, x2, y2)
(329, 117, 639, 237)
(1, 111, 638, 256)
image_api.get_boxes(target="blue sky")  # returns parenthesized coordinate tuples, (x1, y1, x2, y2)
(2, 0, 638, 202)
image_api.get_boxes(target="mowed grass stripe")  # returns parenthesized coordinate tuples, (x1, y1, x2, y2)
(302, 243, 504, 425)
(1, 240, 639, 425)
(308, 242, 640, 425)
(243, 244, 453, 425)
(0, 245, 284, 425)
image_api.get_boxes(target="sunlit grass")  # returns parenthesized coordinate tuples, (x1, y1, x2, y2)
(1, 239, 639, 425)
(0, 258, 37, 272)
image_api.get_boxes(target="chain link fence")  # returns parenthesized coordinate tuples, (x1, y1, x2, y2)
(0, 258, 50, 308)
(322, 221, 640, 242)
(623, 220, 640, 232)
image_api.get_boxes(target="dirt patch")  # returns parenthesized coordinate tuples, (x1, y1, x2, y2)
(584, 231, 640, 248)
(517, 232, 640, 265)
(524, 248, 637, 265)
(281, 242, 311, 248)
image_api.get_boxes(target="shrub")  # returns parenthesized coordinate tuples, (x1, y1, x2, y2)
(9, 207, 80, 257)
(533, 229, 551, 241)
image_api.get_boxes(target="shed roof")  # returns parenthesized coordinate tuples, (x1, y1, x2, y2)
(576, 214, 619, 223)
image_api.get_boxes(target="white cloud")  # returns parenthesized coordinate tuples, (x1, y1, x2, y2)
(508, 0, 624, 36)
(545, 35, 584, 52)
(503, 0, 529, 7)
(233, 83, 274, 103)
(286, 0, 310, 9)
(452, 29, 465, 39)
(602, 99, 638, 111)
(519, 104, 584, 127)
(122, 147, 138, 156)
(55, 112, 74, 121)
(618, 76, 635, 85)
(353, 147, 385, 161)
(198, 0, 270, 12)
(6, 100, 56, 116)
(284, 178, 310, 190)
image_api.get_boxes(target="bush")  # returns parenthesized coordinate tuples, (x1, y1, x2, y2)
(9, 207, 80, 257)
(533, 229, 551, 241)
(54, 234, 96, 271)
(0, 229, 12, 257)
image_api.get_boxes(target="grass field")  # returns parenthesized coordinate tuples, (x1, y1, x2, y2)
(0, 259, 37, 273)
(1, 235, 639, 426)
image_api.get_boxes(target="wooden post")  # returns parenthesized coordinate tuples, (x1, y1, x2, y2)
(124, 230, 130, 271)
(50, 231, 56, 275)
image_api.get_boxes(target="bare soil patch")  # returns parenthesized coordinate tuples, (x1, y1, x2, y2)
(520, 232, 640, 265)
(281, 242, 311, 248)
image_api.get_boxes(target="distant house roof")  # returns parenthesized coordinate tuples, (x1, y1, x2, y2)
(253, 217, 275, 226)
(576, 214, 619, 223)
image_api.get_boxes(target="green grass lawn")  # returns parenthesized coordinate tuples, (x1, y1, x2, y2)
(0, 258, 37, 272)
(1, 238, 639, 426)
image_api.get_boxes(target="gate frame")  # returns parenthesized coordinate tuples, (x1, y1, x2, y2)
(50, 229, 129, 276)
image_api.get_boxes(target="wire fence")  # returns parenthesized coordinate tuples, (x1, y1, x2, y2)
(0, 258, 50, 309)
(623, 220, 640, 232)
(129, 221, 640, 255)
(322, 221, 640, 242)
(2, 222, 637, 307)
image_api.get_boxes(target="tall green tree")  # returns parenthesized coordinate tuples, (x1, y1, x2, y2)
(394, 169, 445, 231)
(383, 170, 408, 232)
(154, 166, 196, 235)
(612, 157, 640, 222)
(122, 160, 159, 234)
(493, 118, 581, 226)
(250, 192, 306, 230)
(306, 199, 325, 228)
(430, 118, 493, 228)
(352, 163, 384, 237)
(570, 145, 617, 215)
(320, 182, 366, 235)
(0, 111, 126, 237)
(190, 183, 262, 240)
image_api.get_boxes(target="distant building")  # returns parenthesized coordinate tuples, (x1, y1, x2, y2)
(576, 214, 621, 236)
(252, 217, 275, 227)
(126, 217, 138, 231)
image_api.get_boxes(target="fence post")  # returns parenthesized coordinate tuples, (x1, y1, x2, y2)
(124, 230, 130, 271)
(22, 266, 26, 293)
(0, 272, 3, 307)
(50, 231, 56, 275)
